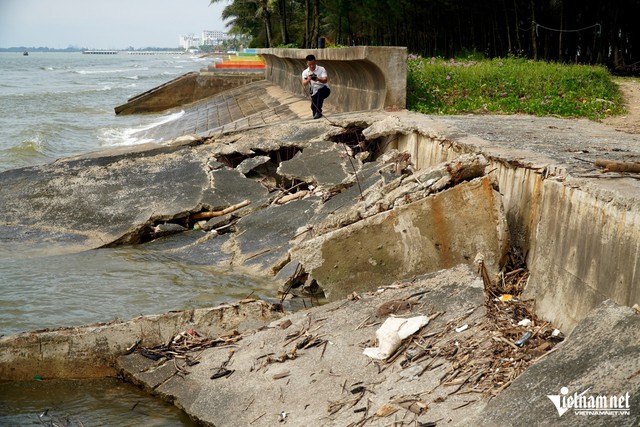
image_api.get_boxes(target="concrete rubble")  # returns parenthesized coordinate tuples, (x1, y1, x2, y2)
(0, 114, 506, 295)
(114, 265, 496, 426)
(1, 104, 640, 426)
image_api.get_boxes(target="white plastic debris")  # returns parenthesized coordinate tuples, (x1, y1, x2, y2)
(517, 318, 532, 327)
(552, 329, 562, 337)
(363, 316, 430, 360)
(455, 324, 469, 333)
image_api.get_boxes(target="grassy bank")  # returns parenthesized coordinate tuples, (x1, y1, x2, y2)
(407, 56, 625, 120)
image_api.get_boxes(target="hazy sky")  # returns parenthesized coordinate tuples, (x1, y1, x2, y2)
(0, 0, 229, 49)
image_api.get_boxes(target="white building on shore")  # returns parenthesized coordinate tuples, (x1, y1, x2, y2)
(179, 31, 231, 50)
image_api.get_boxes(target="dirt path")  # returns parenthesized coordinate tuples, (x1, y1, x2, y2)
(602, 77, 640, 133)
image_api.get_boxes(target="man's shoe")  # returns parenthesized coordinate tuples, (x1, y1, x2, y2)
(313, 113, 322, 119)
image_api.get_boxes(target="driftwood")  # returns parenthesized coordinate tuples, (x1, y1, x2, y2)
(595, 159, 640, 173)
(276, 190, 309, 205)
(191, 199, 251, 221)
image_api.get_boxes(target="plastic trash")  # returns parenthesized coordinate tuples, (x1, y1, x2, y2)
(515, 331, 533, 347)
(517, 318, 532, 327)
(455, 324, 469, 333)
(363, 315, 429, 360)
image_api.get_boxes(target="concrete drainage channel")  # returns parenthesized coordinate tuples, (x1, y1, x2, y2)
(1, 111, 639, 425)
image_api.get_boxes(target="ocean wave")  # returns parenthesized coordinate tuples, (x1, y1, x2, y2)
(74, 69, 130, 75)
(98, 110, 185, 146)
(0, 134, 56, 165)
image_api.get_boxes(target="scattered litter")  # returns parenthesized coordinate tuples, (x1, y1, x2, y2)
(375, 403, 398, 417)
(455, 324, 469, 333)
(279, 319, 293, 329)
(363, 316, 429, 360)
(273, 370, 290, 380)
(210, 368, 234, 379)
(393, 396, 428, 415)
(551, 329, 562, 337)
(517, 318, 532, 327)
(515, 331, 533, 347)
(498, 294, 513, 302)
(279, 411, 287, 422)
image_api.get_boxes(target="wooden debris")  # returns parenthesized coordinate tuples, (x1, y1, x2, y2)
(279, 319, 293, 329)
(272, 370, 290, 380)
(595, 159, 640, 173)
(276, 190, 309, 204)
(376, 299, 415, 317)
(369, 249, 561, 401)
(210, 368, 234, 379)
(374, 403, 398, 417)
(392, 396, 428, 415)
(190, 199, 251, 221)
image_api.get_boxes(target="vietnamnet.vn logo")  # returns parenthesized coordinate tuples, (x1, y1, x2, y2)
(547, 386, 631, 416)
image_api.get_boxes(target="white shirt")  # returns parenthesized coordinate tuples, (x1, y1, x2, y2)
(302, 65, 328, 95)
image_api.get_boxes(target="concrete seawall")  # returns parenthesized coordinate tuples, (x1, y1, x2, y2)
(385, 115, 640, 333)
(2, 47, 639, 395)
(256, 46, 407, 113)
(115, 71, 265, 115)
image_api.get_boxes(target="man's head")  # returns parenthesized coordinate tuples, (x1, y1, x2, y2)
(305, 54, 317, 70)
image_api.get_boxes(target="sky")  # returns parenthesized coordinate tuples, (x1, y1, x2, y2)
(0, 0, 229, 49)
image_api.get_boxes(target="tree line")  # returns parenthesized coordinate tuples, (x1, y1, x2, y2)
(210, 0, 640, 72)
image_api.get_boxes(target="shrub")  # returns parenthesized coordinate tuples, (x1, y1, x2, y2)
(407, 56, 624, 120)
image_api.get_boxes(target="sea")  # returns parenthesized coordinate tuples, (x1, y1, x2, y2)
(0, 51, 275, 425)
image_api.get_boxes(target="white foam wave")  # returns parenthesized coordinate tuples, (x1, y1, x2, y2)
(75, 69, 130, 75)
(98, 111, 185, 146)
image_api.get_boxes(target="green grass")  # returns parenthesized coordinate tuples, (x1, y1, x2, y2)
(407, 56, 625, 120)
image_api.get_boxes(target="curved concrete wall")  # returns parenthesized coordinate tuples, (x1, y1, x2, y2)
(256, 47, 407, 113)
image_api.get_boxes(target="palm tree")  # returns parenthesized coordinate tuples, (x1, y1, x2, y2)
(211, 0, 273, 47)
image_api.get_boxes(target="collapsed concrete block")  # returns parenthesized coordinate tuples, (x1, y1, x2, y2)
(291, 176, 510, 300)
(277, 140, 360, 192)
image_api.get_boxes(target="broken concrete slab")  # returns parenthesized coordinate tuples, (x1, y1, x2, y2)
(0, 300, 280, 381)
(461, 300, 640, 427)
(0, 145, 212, 251)
(228, 197, 320, 273)
(236, 155, 271, 175)
(198, 166, 270, 211)
(277, 140, 360, 192)
(116, 264, 492, 427)
(292, 175, 509, 300)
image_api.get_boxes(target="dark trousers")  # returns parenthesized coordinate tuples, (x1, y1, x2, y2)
(311, 86, 331, 115)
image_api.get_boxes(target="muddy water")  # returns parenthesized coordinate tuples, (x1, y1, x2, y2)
(0, 244, 280, 425)
(0, 378, 198, 426)
(0, 246, 278, 336)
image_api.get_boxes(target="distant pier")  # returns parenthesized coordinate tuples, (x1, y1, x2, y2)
(83, 50, 118, 55)
(81, 50, 186, 55)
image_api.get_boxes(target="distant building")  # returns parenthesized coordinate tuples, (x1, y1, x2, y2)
(179, 31, 231, 50)
(179, 34, 201, 50)
(202, 30, 231, 46)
